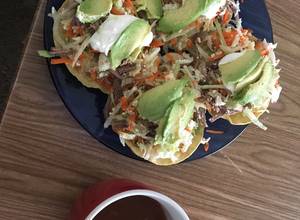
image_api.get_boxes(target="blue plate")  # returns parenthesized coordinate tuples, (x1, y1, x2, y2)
(44, 0, 273, 162)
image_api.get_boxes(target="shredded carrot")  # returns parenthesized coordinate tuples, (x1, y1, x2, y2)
(165, 53, 175, 63)
(154, 57, 161, 67)
(185, 128, 192, 133)
(123, 0, 136, 14)
(66, 23, 74, 38)
(195, 19, 203, 30)
(79, 53, 86, 63)
(170, 38, 177, 47)
(255, 41, 269, 57)
(150, 39, 164, 48)
(74, 25, 85, 36)
(188, 19, 202, 30)
(111, 6, 125, 15)
(136, 72, 163, 85)
(186, 38, 193, 48)
(66, 23, 85, 38)
(127, 112, 137, 132)
(208, 51, 225, 62)
(51, 57, 72, 65)
(204, 143, 210, 152)
(255, 41, 269, 56)
(96, 78, 113, 92)
(206, 129, 224, 135)
(146, 72, 160, 81)
(222, 10, 232, 24)
(120, 96, 128, 111)
(260, 50, 269, 56)
(89, 68, 97, 80)
(212, 29, 249, 48)
(223, 30, 238, 46)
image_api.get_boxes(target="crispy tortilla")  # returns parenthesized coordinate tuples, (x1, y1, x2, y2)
(223, 109, 265, 125)
(125, 127, 204, 166)
(52, 0, 111, 94)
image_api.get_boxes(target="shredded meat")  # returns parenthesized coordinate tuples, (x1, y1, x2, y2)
(139, 119, 158, 138)
(103, 97, 112, 119)
(194, 107, 207, 127)
(116, 63, 137, 76)
(112, 78, 123, 104)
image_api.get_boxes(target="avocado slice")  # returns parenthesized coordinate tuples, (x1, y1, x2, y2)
(232, 62, 276, 107)
(137, 79, 188, 122)
(219, 50, 262, 87)
(76, 0, 113, 23)
(157, 0, 222, 33)
(109, 19, 151, 69)
(136, 0, 163, 19)
(235, 57, 268, 92)
(156, 88, 196, 146)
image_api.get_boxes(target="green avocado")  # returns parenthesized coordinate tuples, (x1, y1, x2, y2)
(157, 0, 221, 33)
(137, 79, 188, 122)
(137, 0, 163, 19)
(155, 89, 196, 146)
(220, 50, 262, 87)
(235, 57, 268, 92)
(76, 0, 113, 23)
(232, 62, 276, 107)
(109, 19, 150, 69)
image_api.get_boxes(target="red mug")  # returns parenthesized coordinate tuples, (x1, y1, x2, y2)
(68, 179, 189, 220)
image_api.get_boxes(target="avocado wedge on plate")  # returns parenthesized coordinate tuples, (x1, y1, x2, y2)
(158, 0, 226, 33)
(218, 50, 281, 129)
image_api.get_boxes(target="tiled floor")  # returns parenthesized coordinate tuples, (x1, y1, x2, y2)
(0, 0, 38, 120)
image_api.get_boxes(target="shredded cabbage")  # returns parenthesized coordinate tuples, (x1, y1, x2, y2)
(243, 107, 267, 130)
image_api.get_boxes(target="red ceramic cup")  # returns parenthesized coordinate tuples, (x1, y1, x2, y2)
(67, 179, 189, 220)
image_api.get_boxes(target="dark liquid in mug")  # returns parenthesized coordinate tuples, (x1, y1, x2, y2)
(93, 196, 168, 220)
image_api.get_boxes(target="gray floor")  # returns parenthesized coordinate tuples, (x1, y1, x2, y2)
(0, 0, 38, 120)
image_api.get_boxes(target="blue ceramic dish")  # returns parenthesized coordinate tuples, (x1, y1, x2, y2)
(44, 0, 273, 162)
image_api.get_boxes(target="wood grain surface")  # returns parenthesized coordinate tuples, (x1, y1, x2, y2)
(0, 0, 300, 219)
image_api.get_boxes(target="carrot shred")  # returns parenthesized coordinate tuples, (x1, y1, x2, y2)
(222, 10, 231, 24)
(127, 112, 137, 132)
(97, 78, 113, 92)
(188, 19, 202, 30)
(66, 23, 74, 38)
(186, 38, 193, 48)
(170, 38, 177, 47)
(150, 39, 164, 48)
(120, 96, 128, 111)
(51, 57, 72, 65)
(79, 53, 86, 63)
(90, 70, 97, 81)
(208, 51, 225, 62)
(185, 128, 192, 133)
(204, 143, 210, 152)
(212, 29, 249, 49)
(260, 50, 269, 56)
(154, 57, 161, 67)
(206, 129, 224, 135)
(255, 41, 269, 56)
(123, 0, 136, 14)
(111, 6, 125, 15)
(165, 53, 175, 63)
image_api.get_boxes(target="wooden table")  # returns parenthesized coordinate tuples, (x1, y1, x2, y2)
(1, 0, 299, 219)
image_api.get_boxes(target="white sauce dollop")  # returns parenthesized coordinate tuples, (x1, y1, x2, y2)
(203, 0, 227, 19)
(142, 31, 154, 47)
(90, 14, 138, 55)
(219, 51, 246, 65)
